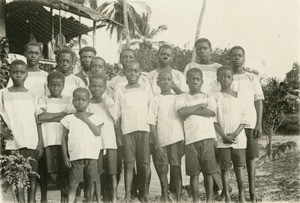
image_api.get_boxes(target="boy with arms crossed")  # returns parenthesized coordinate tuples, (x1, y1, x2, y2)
(147, 71, 184, 202)
(175, 68, 219, 203)
(61, 88, 103, 203)
(0, 60, 43, 203)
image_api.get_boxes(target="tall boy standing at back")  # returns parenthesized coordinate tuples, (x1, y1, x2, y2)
(229, 46, 264, 202)
(176, 68, 220, 203)
(0, 60, 43, 203)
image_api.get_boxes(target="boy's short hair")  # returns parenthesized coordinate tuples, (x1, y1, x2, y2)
(120, 48, 136, 59)
(10, 60, 27, 71)
(216, 66, 233, 77)
(91, 57, 107, 66)
(158, 44, 173, 53)
(73, 87, 90, 98)
(89, 73, 109, 85)
(158, 70, 172, 80)
(229, 46, 245, 56)
(79, 46, 97, 56)
(195, 38, 212, 49)
(47, 71, 65, 84)
(56, 49, 74, 62)
(186, 68, 203, 79)
(25, 41, 42, 52)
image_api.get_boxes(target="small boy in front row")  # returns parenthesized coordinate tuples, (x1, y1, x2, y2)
(0, 60, 43, 203)
(61, 88, 104, 203)
(87, 73, 118, 203)
(175, 68, 219, 203)
(37, 71, 74, 202)
(147, 70, 184, 202)
(112, 61, 152, 202)
(211, 66, 250, 203)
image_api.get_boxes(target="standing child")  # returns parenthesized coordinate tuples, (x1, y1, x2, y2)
(147, 70, 184, 202)
(87, 74, 118, 203)
(0, 60, 43, 203)
(37, 71, 74, 203)
(211, 66, 250, 203)
(229, 46, 264, 202)
(175, 68, 220, 203)
(61, 88, 103, 203)
(113, 61, 152, 202)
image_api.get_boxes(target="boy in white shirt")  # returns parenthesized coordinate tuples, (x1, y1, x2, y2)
(211, 66, 250, 203)
(61, 88, 103, 203)
(175, 68, 220, 203)
(37, 71, 74, 202)
(87, 74, 118, 203)
(0, 60, 43, 203)
(147, 70, 184, 202)
(113, 61, 152, 202)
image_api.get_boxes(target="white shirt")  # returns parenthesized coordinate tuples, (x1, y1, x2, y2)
(148, 69, 188, 96)
(60, 114, 103, 161)
(62, 74, 86, 97)
(7, 70, 48, 97)
(209, 92, 251, 149)
(0, 89, 38, 150)
(175, 92, 216, 145)
(231, 72, 264, 129)
(184, 62, 222, 97)
(87, 102, 117, 149)
(36, 95, 73, 147)
(147, 94, 184, 147)
(113, 85, 152, 135)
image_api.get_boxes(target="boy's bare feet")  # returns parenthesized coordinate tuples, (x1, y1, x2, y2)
(215, 185, 233, 201)
(250, 194, 262, 203)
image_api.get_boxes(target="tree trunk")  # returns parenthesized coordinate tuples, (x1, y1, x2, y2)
(0, 0, 6, 36)
(190, 0, 207, 63)
(123, 0, 130, 48)
(268, 128, 274, 158)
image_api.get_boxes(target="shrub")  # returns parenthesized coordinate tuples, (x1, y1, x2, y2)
(277, 114, 300, 135)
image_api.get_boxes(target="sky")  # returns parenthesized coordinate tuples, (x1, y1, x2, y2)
(86, 0, 300, 79)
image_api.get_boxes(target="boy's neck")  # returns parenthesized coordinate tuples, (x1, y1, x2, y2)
(190, 90, 202, 95)
(8, 85, 27, 92)
(221, 88, 237, 97)
(28, 65, 40, 72)
(90, 96, 103, 103)
(64, 71, 72, 77)
(126, 82, 140, 89)
(161, 90, 172, 95)
(199, 59, 211, 65)
(233, 66, 245, 74)
(48, 95, 62, 98)
(158, 65, 172, 70)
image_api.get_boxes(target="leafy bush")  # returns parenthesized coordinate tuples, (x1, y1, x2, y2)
(277, 114, 300, 135)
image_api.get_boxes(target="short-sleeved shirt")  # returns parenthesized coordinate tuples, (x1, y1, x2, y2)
(147, 94, 184, 147)
(36, 95, 73, 147)
(7, 70, 48, 97)
(113, 85, 152, 135)
(209, 92, 251, 149)
(87, 102, 117, 149)
(184, 62, 222, 96)
(231, 72, 265, 129)
(0, 88, 38, 150)
(60, 114, 103, 161)
(175, 92, 216, 145)
(62, 74, 86, 97)
(148, 69, 188, 96)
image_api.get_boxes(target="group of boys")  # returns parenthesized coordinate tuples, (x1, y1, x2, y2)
(0, 38, 264, 203)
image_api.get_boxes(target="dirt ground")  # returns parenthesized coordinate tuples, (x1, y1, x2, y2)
(1, 135, 299, 203)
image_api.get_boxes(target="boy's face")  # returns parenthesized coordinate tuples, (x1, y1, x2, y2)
(73, 91, 89, 112)
(57, 53, 73, 74)
(186, 73, 203, 93)
(90, 59, 106, 74)
(158, 48, 173, 66)
(120, 50, 135, 67)
(48, 78, 64, 98)
(157, 72, 173, 93)
(218, 70, 233, 89)
(89, 78, 106, 98)
(125, 63, 141, 84)
(10, 64, 28, 86)
(195, 42, 212, 62)
(25, 45, 42, 67)
(80, 51, 95, 70)
(230, 49, 245, 68)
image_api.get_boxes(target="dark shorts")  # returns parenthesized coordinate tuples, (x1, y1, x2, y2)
(98, 151, 104, 175)
(123, 131, 151, 164)
(17, 148, 38, 176)
(245, 129, 259, 159)
(69, 159, 99, 185)
(45, 145, 64, 174)
(217, 148, 246, 170)
(185, 139, 220, 176)
(103, 149, 117, 175)
(153, 141, 183, 166)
